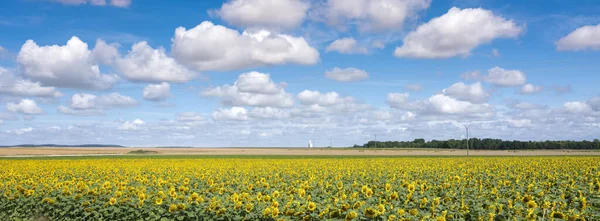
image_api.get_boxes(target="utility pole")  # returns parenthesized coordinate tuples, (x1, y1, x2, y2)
(374, 134, 377, 148)
(463, 124, 470, 156)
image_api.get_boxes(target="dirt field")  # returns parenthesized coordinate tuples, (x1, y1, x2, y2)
(0, 147, 599, 157)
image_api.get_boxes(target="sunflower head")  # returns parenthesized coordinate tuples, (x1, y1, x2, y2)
(308, 202, 317, 211)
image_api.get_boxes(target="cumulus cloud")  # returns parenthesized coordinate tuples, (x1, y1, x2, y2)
(6, 127, 34, 135)
(394, 7, 523, 58)
(563, 96, 600, 116)
(520, 84, 543, 94)
(201, 71, 294, 108)
(324, 67, 369, 82)
(442, 82, 490, 103)
(325, 38, 368, 54)
(118, 119, 145, 131)
(116, 42, 196, 82)
(91, 39, 119, 65)
(483, 67, 526, 87)
(143, 82, 171, 101)
(43, 0, 130, 7)
(68, 93, 137, 110)
(6, 99, 44, 115)
(556, 24, 600, 51)
(250, 107, 291, 119)
(0, 66, 62, 98)
(212, 0, 309, 30)
(212, 107, 250, 121)
(323, 0, 431, 32)
(297, 90, 370, 113)
(404, 83, 424, 91)
(17, 37, 119, 89)
(387, 93, 492, 116)
(171, 21, 319, 72)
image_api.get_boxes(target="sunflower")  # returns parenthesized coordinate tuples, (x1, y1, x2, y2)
(337, 181, 344, 190)
(308, 202, 317, 211)
(154, 197, 163, 205)
(263, 207, 273, 217)
(409, 209, 418, 216)
(272, 190, 280, 198)
(364, 207, 379, 218)
(109, 197, 117, 206)
(526, 201, 537, 209)
(245, 203, 253, 212)
(408, 183, 416, 192)
(168, 204, 178, 213)
(345, 211, 358, 220)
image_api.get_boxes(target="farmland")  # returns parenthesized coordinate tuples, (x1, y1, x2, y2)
(0, 156, 598, 220)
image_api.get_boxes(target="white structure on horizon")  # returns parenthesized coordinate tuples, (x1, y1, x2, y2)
(308, 140, 313, 148)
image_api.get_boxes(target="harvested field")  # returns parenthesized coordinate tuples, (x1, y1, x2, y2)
(0, 147, 599, 157)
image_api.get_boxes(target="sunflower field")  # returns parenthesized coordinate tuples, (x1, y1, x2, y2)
(0, 156, 599, 220)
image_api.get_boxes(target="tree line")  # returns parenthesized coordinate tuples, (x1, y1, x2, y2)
(353, 138, 600, 149)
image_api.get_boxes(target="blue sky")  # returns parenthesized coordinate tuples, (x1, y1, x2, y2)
(0, 0, 599, 147)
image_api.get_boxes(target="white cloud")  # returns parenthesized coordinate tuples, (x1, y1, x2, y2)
(563, 97, 600, 116)
(91, 39, 119, 65)
(57, 105, 104, 116)
(297, 90, 370, 113)
(0, 66, 62, 98)
(71, 93, 97, 109)
(323, 0, 431, 32)
(325, 38, 368, 54)
(387, 93, 492, 115)
(6, 99, 44, 115)
(483, 67, 526, 86)
(520, 84, 543, 94)
(97, 93, 138, 108)
(394, 7, 523, 58)
(171, 21, 319, 72)
(201, 71, 294, 108)
(143, 82, 171, 101)
(250, 107, 290, 119)
(564, 101, 593, 115)
(116, 41, 196, 82)
(213, 0, 309, 30)
(17, 36, 119, 89)
(442, 82, 489, 103)
(507, 119, 532, 128)
(119, 119, 145, 131)
(6, 127, 33, 135)
(69, 93, 137, 110)
(556, 24, 600, 51)
(324, 67, 369, 82)
(44, 0, 130, 7)
(404, 83, 424, 91)
(508, 101, 544, 110)
(212, 107, 250, 121)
